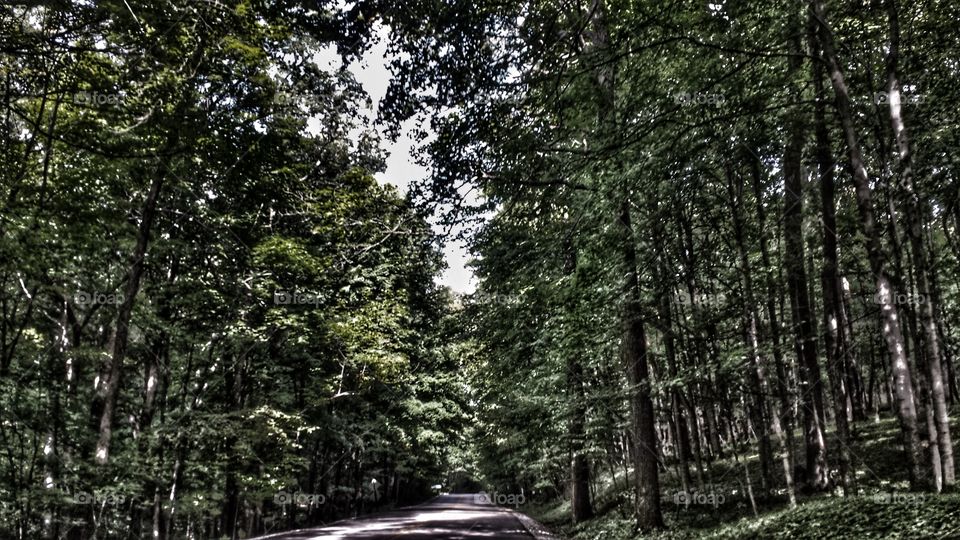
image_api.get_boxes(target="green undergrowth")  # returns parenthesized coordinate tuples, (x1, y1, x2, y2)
(527, 413, 960, 539)
(556, 494, 960, 539)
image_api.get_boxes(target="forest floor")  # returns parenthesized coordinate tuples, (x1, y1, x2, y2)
(530, 414, 960, 539)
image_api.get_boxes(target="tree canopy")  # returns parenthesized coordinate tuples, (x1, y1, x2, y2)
(2, 0, 960, 538)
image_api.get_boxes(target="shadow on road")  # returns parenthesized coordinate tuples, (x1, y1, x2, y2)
(253, 493, 542, 539)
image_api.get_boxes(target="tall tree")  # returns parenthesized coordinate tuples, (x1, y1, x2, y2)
(882, 0, 955, 489)
(811, 0, 923, 487)
(784, 10, 829, 491)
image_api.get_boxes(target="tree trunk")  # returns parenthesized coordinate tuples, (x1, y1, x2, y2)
(650, 197, 693, 495)
(810, 24, 853, 494)
(883, 0, 954, 488)
(727, 164, 796, 505)
(564, 237, 594, 523)
(812, 0, 923, 487)
(659, 291, 693, 494)
(618, 201, 663, 529)
(784, 18, 829, 491)
(586, 0, 663, 527)
(93, 165, 168, 465)
(840, 278, 866, 421)
(748, 152, 797, 471)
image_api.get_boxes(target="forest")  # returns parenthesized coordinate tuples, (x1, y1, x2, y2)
(1, 0, 959, 539)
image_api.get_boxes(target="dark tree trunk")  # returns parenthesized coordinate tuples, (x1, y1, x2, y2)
(586, 0, 662, 527)
(563, 237, 594, 523)
(784, 19, 829, 491)
(659, 292, 693, 494)
(677, 208, 724, 463)
(727, 164, 795, 505)
(650, 196, 693, 494)
(617, 200, 663, 529)
(747, 152, 798, 474)
(810, 24, 853, 494)
(93, 165, 167, 465)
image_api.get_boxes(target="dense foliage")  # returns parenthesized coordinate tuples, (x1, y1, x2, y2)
(3, 0, 960, 539)
(376, 0, 960, 535)
(0, 2, 469, 538)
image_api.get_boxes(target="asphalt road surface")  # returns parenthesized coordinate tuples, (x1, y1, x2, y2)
(253, 494, 554, 539)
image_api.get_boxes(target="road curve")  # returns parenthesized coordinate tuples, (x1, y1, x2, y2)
(252, 493, 554, 539)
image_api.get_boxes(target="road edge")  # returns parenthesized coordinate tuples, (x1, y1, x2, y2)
(251, 496, 441, 539)
(507, 508, 564, 540)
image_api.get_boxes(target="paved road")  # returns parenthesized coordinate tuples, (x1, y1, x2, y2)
(254, 494, 550, 539)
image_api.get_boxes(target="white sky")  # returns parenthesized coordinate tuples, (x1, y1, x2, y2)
(312, 30, 476, 294)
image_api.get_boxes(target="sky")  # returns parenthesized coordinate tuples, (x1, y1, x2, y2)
(312, 30, 476, 294)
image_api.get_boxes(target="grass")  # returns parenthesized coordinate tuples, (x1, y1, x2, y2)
(528, 414, 960, 539)
(560, 495, 960, 539)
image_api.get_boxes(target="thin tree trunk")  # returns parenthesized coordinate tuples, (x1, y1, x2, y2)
(928, 246, 956, 407)
(564, 237, 594, 523)
(840, 278, 866, 421)
(93, 165, 168, 465)
(727, 165, 796, 505)
(784, 18, 829, 491)
(811, 0, 923, 487)
(650, 197, 693, 495)
(659, 291, 692, 494)
(679, 210, 724, 462)
(675, 320, 707, 488)
(748, 152, 797, 471)
(586, 0, 662, 527)
(884, 0, 954, 488)
(617, 200, 663, 529)
(810, 24, 853, 493)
